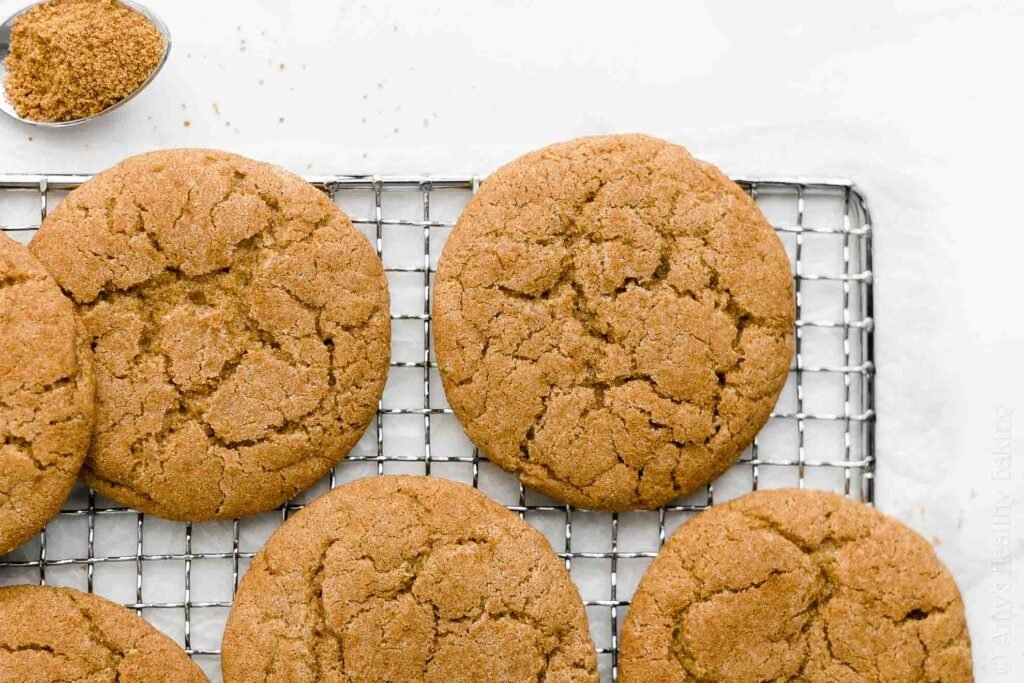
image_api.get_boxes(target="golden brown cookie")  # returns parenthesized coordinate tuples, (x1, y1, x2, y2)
(29, 149, 389, 521)
(619, 489, 973, 682)
(1, 232, 94, 556)
(433, 134, 794, 511)
(221, 475, 598, 682)
(0, 584, 207, 682)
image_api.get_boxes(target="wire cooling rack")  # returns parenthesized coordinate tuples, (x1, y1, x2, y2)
(0, 173, 874, 682)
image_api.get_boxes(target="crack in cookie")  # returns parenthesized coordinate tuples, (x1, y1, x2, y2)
(619, 489, 974, 683)
(29, 149, 390, 521)
(222, 475, 599, 683)
(433, 135, 794, 511)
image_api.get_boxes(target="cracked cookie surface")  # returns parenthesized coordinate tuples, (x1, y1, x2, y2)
(433, 134, 794, 511)
(619, 489, 973, 682)
(29, 149, 389, 521)
(221, 475, 598, 682)
(1, 232, 94, 555)
(0, 585, 207, 682)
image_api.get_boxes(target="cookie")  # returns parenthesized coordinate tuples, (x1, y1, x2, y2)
(619, 489, 973, 682)
(433, 134, 794, 511)
(29, 149, 390, 521)
(0, 584, 207, 682)
(221, 475, 598, 682)
(1, 232, 94, 556)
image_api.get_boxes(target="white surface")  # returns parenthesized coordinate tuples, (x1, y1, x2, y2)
(1, 0, 1022, 679)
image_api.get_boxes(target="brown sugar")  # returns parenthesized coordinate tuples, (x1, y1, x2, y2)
(3, 0, 165, 122)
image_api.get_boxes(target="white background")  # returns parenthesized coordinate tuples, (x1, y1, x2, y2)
(1, 0, 1022, 679)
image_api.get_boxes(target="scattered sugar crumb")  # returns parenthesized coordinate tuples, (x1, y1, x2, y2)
(279, 63, 286, 70)
(183, 120, 191, 127)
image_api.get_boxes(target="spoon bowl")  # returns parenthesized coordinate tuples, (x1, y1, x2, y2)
(0, 0, 171, 127)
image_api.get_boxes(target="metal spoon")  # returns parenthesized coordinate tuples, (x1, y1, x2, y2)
(0, 0, 171, 127)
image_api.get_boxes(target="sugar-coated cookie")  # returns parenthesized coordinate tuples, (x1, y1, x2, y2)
(434, 134, 793, 510)
(619, 489, 973, 682)
(0, 585, 207, 682)
(222, 475, 598, 682)
(30, 149, 390, 521)
(1, 232, 94, 555)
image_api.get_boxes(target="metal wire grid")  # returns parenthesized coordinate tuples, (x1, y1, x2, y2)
(0, 173, 875, 682)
